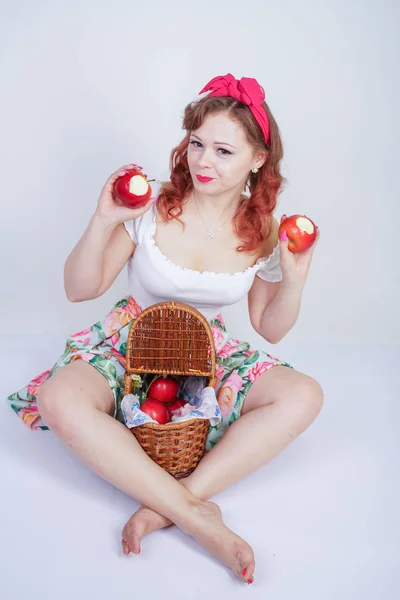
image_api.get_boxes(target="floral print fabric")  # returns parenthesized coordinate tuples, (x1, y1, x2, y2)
(7, 295, 293, 451)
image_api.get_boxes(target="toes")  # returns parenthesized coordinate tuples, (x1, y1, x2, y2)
(131, 534, 141, 555)
(244, 560, 256, 583)
(240, 558, 255, 584)
(241, 570, 254, 585)
(122, 539, 131, 555)
(121, 514, 145, 557)
(122, 534, 141, 556)
(246, 558, 256, 579)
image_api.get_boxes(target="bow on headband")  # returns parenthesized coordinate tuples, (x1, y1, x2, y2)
(198, 73, 270, 145)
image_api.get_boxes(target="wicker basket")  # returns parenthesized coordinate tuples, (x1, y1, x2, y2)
(123, 301, 217, 479)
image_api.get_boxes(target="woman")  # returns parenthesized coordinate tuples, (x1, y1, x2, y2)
(7, 73, 323, 585)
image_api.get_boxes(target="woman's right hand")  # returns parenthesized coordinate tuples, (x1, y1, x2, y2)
(94, 164, 157, 225)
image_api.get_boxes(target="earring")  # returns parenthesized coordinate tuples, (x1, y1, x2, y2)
(252, 167, 259, 174)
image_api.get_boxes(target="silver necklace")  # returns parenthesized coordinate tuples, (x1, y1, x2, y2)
(193, 194, 233, 242)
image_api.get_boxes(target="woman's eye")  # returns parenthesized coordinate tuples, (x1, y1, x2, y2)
(189, 140, 231, 156)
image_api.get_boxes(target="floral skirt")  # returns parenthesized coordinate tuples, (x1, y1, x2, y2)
(7, 295, 293, 451)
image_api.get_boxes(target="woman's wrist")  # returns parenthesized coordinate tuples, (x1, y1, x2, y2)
(91, 211, 119, 230)
(280, 273, 306, 293)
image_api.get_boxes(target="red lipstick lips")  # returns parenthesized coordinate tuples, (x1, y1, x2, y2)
(196, 175, 214, 183)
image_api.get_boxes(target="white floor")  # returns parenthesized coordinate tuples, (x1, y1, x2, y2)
(1, 336, 399, 600)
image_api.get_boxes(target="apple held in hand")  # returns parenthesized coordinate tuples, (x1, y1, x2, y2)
(140, 398, 170, 424)
(278, 215, 317, 253)
(113, 167, 152, 208)
(148, 376, 179, 404)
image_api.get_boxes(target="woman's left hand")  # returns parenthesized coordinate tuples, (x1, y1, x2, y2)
(278, 215, 320, 283)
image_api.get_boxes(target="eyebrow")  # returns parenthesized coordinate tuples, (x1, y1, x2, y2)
(190, 133, 236, 149)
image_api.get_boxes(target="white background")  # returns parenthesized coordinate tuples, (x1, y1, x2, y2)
(1, 0, 398, 344)
(1, 2, 399, 599)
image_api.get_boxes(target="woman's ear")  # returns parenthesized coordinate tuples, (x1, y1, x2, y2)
(255, 150, 268, 169)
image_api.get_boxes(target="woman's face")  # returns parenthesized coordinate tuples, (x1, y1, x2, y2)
(187, 111, 264, 198)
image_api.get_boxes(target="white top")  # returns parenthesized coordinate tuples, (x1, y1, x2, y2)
(123, 204, 282, 321)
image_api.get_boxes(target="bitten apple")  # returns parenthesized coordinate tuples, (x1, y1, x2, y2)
(113, 167, 152, 208)
(278, 215, 317, 253)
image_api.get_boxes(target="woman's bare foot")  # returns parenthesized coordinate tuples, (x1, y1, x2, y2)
(185, 501, 255, 583)
(122, 506, 172, 555)
(121, 501, 255, 584)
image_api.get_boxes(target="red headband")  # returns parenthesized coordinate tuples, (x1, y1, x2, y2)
(198, 73, 270, 145)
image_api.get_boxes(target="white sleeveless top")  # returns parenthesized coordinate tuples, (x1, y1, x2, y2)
(123, 204, 282, 321)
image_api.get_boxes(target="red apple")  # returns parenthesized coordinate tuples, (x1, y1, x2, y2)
(168, 398, 187, 416)
(147, 376, 179, 404)
(113, 167, 152, 208)
(278, 214, 317, 253)
(140, 398, 170, 424)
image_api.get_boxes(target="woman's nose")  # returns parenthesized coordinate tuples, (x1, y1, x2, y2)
(198, 148, 213, 168)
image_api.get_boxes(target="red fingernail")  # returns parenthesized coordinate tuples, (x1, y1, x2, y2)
(281, 230, 288, 242)
(247, 577, 254, 585)
(242, 568, 247, 577)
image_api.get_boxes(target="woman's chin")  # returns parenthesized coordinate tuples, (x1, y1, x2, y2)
(192, 181, 219, 195)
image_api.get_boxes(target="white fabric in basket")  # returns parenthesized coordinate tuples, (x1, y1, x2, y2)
(121, 384, 222, 428)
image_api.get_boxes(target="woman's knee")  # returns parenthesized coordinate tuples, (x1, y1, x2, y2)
(37, 360, 115, 433)
(294, 373, 324, 420)
(37, 376, 76, 427)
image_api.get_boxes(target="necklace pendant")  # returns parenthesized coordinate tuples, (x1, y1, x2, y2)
(205, 229, 215, 242)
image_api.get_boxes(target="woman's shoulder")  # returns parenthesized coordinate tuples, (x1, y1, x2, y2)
(237, 193, 279, 258)
(258, 215, 280, 259)
(253, 216, 282, 282)
(124, 202, 156, 245)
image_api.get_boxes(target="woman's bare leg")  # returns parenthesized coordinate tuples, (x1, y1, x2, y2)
(37, 359, 255, 582)
(123, 367, 323, 561)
